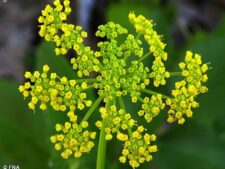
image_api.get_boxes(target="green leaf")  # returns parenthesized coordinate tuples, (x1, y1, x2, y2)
(0, 80, 50, 169)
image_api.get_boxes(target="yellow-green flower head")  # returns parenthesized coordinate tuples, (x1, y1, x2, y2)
(179, 51, 208, 93)
(38, 0, 71, 41)
(19, 65, 93, 112)
(138, 94, 165, 123)
(96, 21, 128, 39)
(19, 0, 209, 168)
(119, 126, 157, 168)
(165, 51, 209, 124)
(166, 80, 199, 124)
(150, 56, 170, 87)
(129, 12, 170, 87)
(121, 34, 144, 58)
(50, 119, 96, 159)
(70, 46, 100, 77)
(96, 106, 136, 140)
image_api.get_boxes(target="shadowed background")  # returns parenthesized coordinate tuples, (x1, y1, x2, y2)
(0, 0, 225, 169)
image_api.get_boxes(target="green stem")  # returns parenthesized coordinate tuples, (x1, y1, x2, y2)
(118, 96, 133, 138)
(113, 97, 117, 105)
(98, 63, 106, 71)
(136, 32, 142, 39)
(96, 122, 107, 169)
(96, 101, 111, 169)
(80, 96, 103, 123)
(118, 96, 126, 110)
(169, 72, 182, 76)
(137, 96, 144, 103)
(127, 127, 133, 139)
(124, 54, 130, 61)
(138, 51, 151, 63)
(140, 89, 171, 99)
(76, 78, 98, 83)
(81, 84, 94, 91)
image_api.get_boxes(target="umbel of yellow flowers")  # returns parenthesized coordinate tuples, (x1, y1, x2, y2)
(19, 0, 209, 168)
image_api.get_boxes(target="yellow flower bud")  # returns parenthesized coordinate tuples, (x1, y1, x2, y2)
(119, 156, 126, 163)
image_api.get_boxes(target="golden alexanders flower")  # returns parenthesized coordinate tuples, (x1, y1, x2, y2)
(19, 0, 209, 168)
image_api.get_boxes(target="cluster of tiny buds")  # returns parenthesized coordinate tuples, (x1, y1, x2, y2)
(19, 0, 209, 168)
(96, 105, 136, 140)
(166, 51, 208, 124)
(138, 94, 165, 123)
(128, 12, 170, 87)
(50, 118, 96, 159)
(19, 65, 93, 113)
(118, 126, 157, 168)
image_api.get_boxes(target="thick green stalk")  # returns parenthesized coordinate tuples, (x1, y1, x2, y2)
(81, 96, 103, 123)
(96, 101, 112, 169)
(96, 122, 107, 169)
(118, 96, 133, 138)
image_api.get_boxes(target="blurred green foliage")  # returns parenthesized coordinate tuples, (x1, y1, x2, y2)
(0, 1, 225, 169)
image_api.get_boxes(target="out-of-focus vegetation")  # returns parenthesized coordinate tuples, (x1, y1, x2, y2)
(0, 1, 225, 169)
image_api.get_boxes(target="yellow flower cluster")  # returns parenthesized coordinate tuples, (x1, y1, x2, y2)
(70, 46, 100, 77)
(97, 40, 123, 59)
(94, 57, 127, 102)
(127, 61, 150, 102)
(94, 21, 149, 104)
(119, 126, 157, 168)
(122, 34, 143, 58)
(96, 106, 135, 140)
(166, 51, 208, 124)
(128, 12, 170, 87)
(97, 31, 143, 59)
(179, 51, 208, 93)
(166, 80, 199, 124)
(38, 0, 72, 53)
(150, 57, 170, 87)
(96, 21, 128, 39)
(93, 58, 150, 104)
(54, 24, 87, 55)
(38, 0, 101, 77)
(18, 65, 93, 112)
(19, 0, 209, 168)
(138, 94, 165, 123)
(50, 118, 96, 159)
